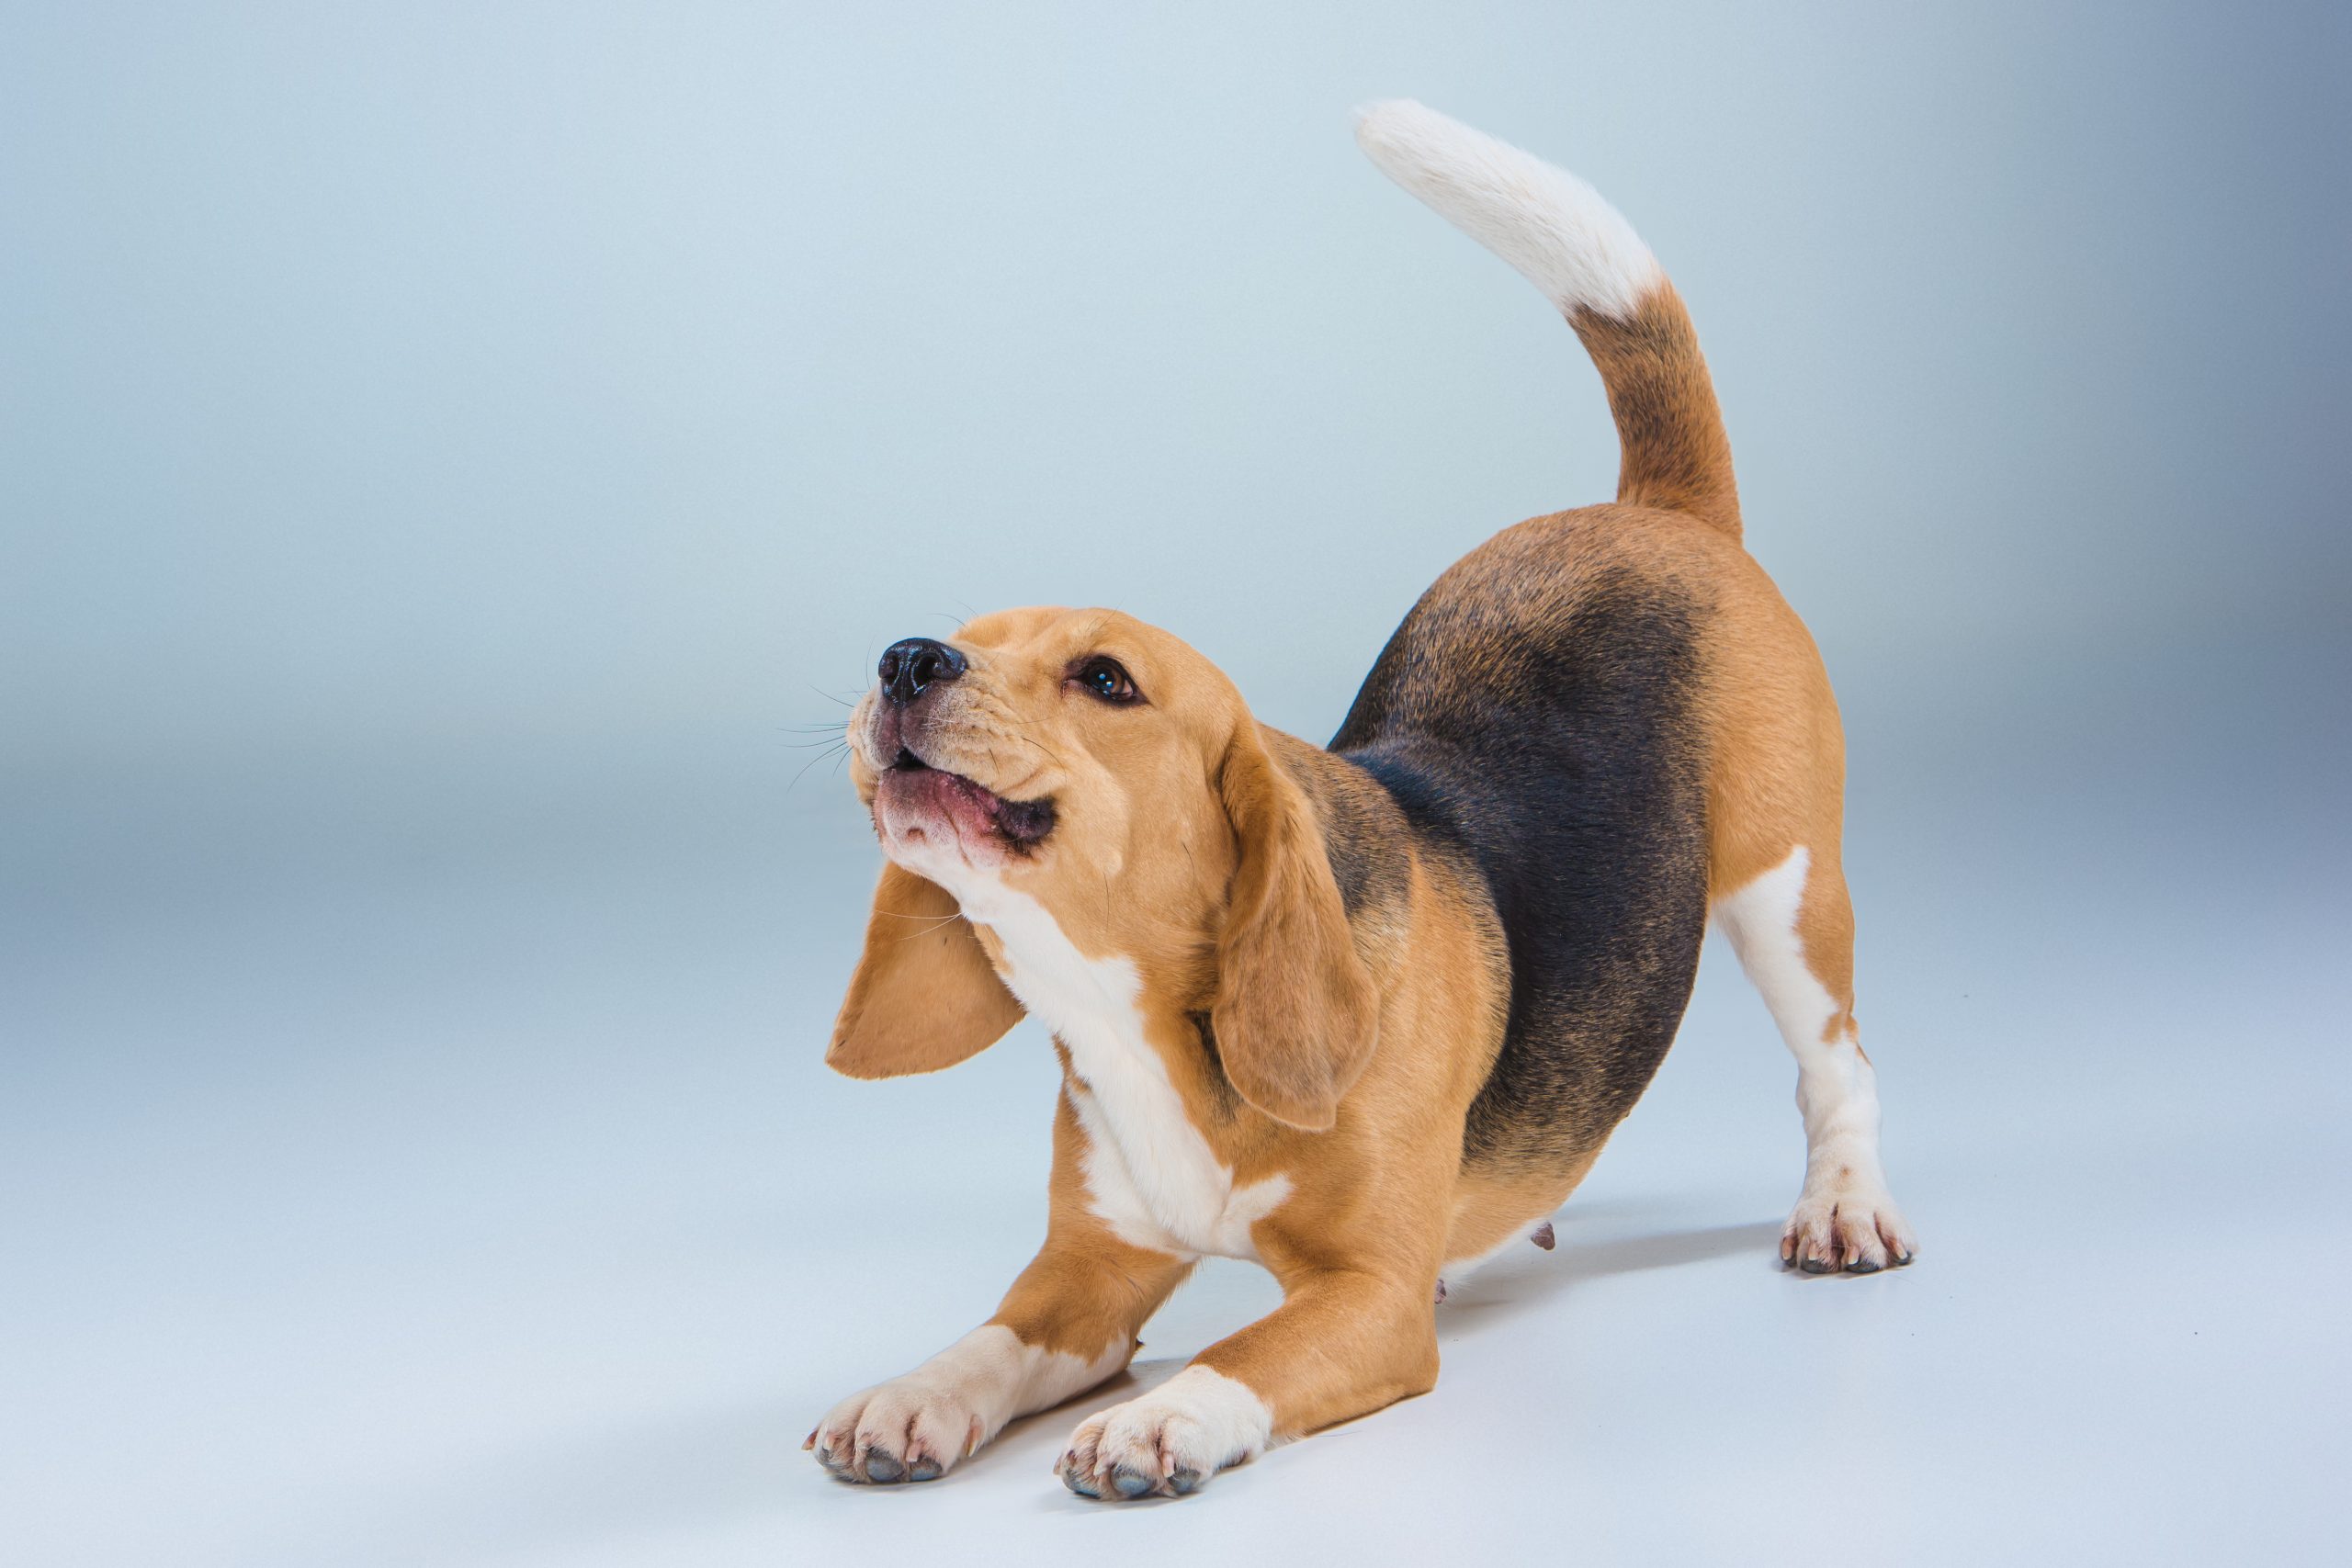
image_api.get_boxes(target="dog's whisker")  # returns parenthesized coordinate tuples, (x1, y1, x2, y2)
(787, 743, 851, 792)
(882, 913, 967, 943)
(1009, 728, 1069, 770)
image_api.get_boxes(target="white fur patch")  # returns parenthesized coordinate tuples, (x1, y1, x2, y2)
(1057, 1364, 1274, 1499)
(813, 1324, 1125, 1483)
(1354, 98, 1662, 321)
(891, 838, 1287, 1260)
(1713, 846, 1917, 1270)
(1714, 847, 1846, 1049)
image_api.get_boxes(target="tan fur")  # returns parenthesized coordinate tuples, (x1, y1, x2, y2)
(1573, 285, 1742, 538)
(1443, 1149, 1605, 1265)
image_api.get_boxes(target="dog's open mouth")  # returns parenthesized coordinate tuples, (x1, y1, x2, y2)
(884, 748, 1057, 848)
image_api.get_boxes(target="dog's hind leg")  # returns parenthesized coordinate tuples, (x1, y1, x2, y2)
(1713, 843, 1917, 1273)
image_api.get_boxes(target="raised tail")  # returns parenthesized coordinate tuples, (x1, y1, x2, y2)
(1354, 99, 1741, 539)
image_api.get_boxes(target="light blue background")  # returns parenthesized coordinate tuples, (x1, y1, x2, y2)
(5, 4, 2346, 1563)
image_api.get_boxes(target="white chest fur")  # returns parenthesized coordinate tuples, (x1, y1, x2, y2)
(944, 878, 1288, 1260)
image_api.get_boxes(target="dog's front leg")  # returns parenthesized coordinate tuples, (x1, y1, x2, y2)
(808, 1100, 1193, 1485)
(808, 1228, 1191, 1485)
(1054, 1258, 1438, 1500)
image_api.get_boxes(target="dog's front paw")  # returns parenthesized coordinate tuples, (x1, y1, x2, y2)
(1783, 1181, 1917, 1275)
(808, 1370, 989, 1484)
(808, 1327, 1041, 1484)
(1055, 1364, 1272, 1501)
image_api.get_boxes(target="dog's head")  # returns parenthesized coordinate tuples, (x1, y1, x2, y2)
(826, 607, 1377, 1131)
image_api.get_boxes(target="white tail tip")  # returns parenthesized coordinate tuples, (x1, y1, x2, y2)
(1353, 98, 1660, 321)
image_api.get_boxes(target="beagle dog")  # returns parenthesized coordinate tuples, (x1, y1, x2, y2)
(806, 100, 1916, 1500)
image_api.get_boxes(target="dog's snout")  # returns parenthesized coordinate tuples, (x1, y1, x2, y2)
(876, 637, 967, 706)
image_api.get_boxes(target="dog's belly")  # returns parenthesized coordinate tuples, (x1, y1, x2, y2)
(945, 873, 1288, 1260)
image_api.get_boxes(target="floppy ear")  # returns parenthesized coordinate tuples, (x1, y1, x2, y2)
(1209, 725, 1380, 1131)
(827, 863, 1024, 1077)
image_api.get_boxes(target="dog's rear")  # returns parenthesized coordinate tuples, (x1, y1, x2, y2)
(1349, 100, 1914, 1274)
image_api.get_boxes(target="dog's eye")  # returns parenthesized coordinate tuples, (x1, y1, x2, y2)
(1070, 657, 1141, 705)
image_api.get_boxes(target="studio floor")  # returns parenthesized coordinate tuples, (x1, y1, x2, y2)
(6, 777, 2345, 1568)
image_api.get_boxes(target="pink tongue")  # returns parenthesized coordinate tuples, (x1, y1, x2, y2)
(931, 772, 1001, 834)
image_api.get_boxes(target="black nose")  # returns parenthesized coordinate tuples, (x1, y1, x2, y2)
(876, 637, 967, 705)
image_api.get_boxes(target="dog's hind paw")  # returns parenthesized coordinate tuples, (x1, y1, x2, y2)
(1782, 1183, 1917, 1275)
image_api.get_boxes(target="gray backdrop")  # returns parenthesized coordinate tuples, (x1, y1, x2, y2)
(6, 4, 2346, 1564)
